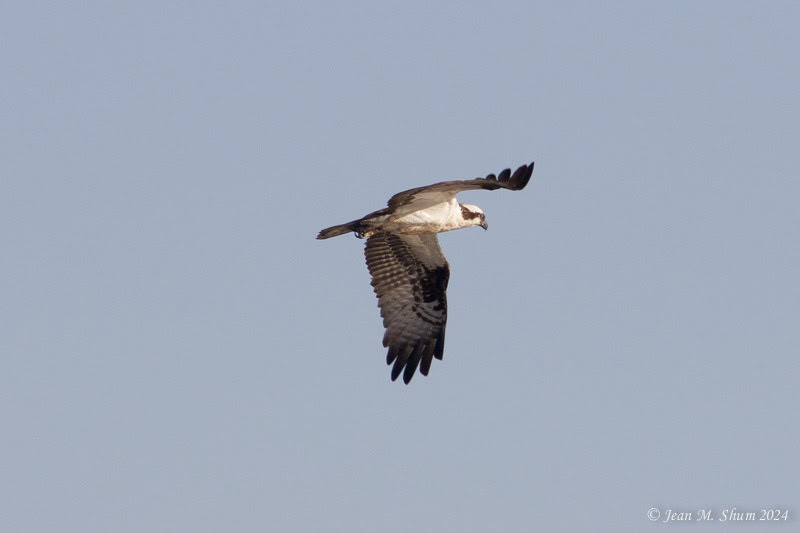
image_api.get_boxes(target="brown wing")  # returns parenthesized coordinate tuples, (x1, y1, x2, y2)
(364, 232, 450, 384)
(386, 161, 534, 214)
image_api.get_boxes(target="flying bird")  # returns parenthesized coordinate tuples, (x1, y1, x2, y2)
(317, 161, 534, 384)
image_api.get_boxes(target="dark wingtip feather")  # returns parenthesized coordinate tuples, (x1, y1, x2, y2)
(419, 359, 431, 376)
(509, 162, 534, 189)
(403, 348, 423, 384)
(434, 333, 445, 361)
(390, 358, 404, 381)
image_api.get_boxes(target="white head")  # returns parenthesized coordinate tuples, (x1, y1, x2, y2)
(459, 203, 488, 230)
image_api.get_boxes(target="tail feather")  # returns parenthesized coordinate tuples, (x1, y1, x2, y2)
(317, 221, 358, 239)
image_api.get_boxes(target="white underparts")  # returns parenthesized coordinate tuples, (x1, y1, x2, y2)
(378, 199, 480, 235)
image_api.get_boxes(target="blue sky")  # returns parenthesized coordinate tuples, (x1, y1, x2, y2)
(2, 2, 798, 531)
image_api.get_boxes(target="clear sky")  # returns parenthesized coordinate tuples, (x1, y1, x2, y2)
(2, 2, 798, 532)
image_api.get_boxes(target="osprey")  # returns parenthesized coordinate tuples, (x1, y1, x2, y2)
(317, 161, 534, 384)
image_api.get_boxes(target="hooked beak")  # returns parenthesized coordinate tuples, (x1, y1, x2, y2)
(480, 221, 488, 231)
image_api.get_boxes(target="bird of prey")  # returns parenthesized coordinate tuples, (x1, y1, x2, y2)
(317, 161, 534, 384)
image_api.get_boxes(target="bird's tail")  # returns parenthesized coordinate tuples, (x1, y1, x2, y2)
(316, 220, 359, 239)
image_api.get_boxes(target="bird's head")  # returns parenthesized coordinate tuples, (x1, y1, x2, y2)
(460, 203, 488, 230)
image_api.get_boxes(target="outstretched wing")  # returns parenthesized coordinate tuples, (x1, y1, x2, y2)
(385, 161, 534, 215)
(364, 232, 450, 384)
